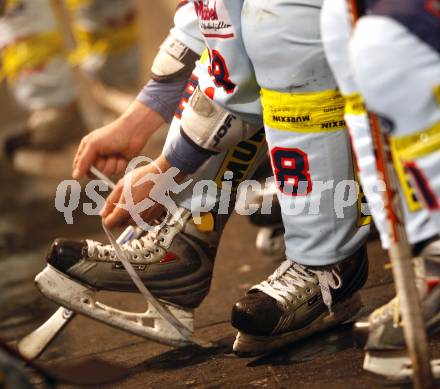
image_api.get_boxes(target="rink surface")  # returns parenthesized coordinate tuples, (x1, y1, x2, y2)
(1, 85, 440, 388)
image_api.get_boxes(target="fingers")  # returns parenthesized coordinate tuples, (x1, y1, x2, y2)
(73, 140, 97, 180)
(72, 124, 132, 180)
(115, 157, 127, 176)
(86, 157, 105, 179)
(72, 136, 88, 176)
(103, 204, 131, 229)
(101, 181, 123, 218)
(102, 182, 131, 228)
(101, 156, 118, 177)
(90, 156, 127, 180)
(95, 157, 107, 173)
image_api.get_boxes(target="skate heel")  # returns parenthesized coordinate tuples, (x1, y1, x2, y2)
(35, 265, 195, 347)
(233, 292, 362, 357)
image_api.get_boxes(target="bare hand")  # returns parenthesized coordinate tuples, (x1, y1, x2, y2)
(101, 155, 187, 229)
(72, 102, 164, 180)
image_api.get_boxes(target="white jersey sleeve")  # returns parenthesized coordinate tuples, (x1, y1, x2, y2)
(167, 0, 263, 124)
(171, 1, 205, 56)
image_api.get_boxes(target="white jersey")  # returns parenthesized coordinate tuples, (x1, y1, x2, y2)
(321, 0, 439, 245)
(351, 15, 440, 230)
(167, 0, 369, 265)
(171, 0, 261, 124)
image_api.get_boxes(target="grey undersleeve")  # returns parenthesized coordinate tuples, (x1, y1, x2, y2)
(136, 78, 187, 123)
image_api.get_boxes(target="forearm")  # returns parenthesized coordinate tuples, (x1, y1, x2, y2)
(117, 100, 165, 142)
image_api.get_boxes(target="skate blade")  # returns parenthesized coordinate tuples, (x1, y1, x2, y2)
(17, 307, 75, 360)
(256, 226, 285, 258)
(233, 292, 362, 357)
(35, 265, 195, 347)
(364, 351, 440, 380)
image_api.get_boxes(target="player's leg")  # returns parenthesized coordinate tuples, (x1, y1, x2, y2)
(231, 0, 370, 356)
(348, 0, 440, 353)
(321, 0, 438, 251)
(351, 4, 440, 229)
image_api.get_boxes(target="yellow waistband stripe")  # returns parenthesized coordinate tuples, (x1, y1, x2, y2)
(344, 92, 367, 116)
(392, 121, 440, 161)
(260, 88, 346, 133)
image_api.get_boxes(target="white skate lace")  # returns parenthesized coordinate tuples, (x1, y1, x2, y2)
(255, 260, 342, 314)
(87, 220, 174, 262)
(101, 221, 212, 348)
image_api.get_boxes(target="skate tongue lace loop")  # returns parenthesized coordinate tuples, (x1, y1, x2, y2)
(87, 236, 157, 259)
(87, 215, 176, 260)
(254, 260, 342, 313)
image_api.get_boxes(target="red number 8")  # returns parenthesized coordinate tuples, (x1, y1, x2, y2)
(270, 147, 312, 196)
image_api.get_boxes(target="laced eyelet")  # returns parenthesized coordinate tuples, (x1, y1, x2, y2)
(98, 254, 104, 259)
